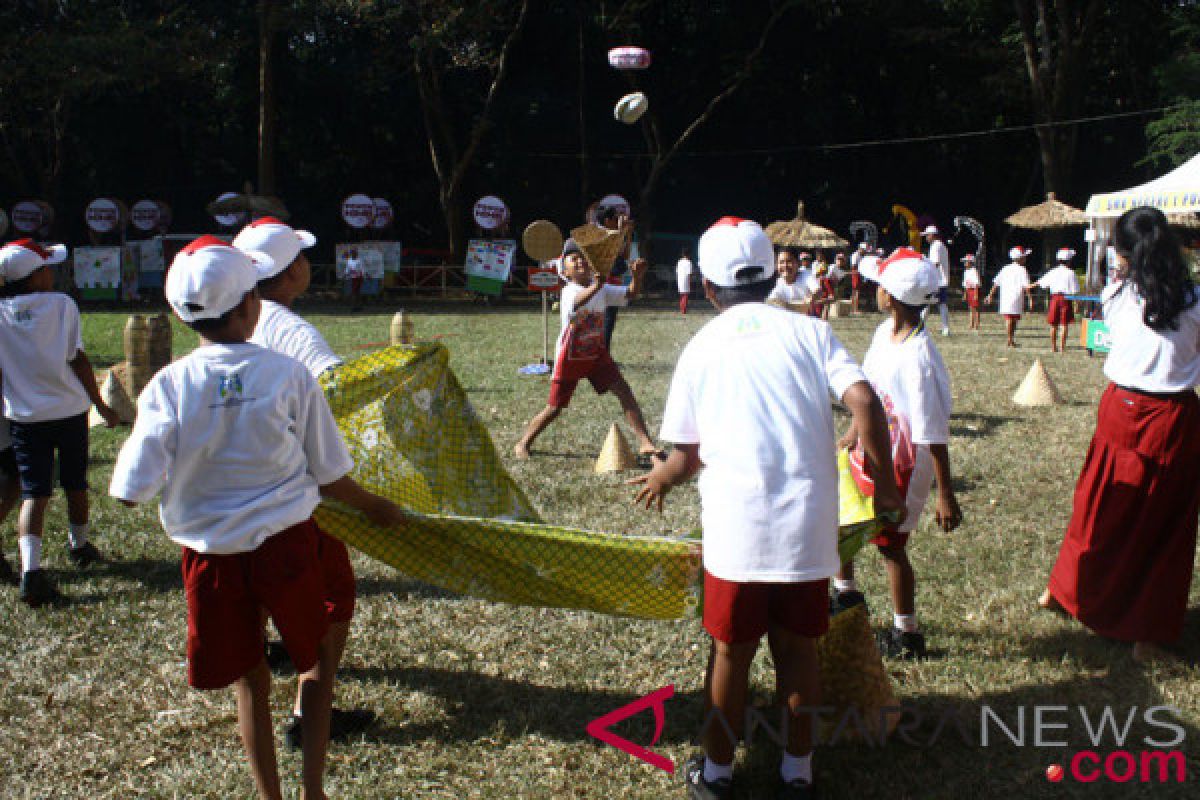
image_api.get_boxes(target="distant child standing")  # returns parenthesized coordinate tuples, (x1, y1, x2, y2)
(1028, 248, 1080, 352)
(676, 247, 695, 315)
(0, 240, 119, 607)
(961, 254, 982, 331)
(921, 226, 952, 336)
(633, 218, 903, 800)
(838, 248, 962, 659)
(110, 237, 406, 800)
(514, 238, 657, 461)
(766, 248, 814, 310)
(986, 246, 1034, 347)
(343, 249, 364, 311)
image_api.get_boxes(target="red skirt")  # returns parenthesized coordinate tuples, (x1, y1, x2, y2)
(965, 287, 980, 309)
(1047, 384, 1200, 643)
(1047, 294, 1075, 326)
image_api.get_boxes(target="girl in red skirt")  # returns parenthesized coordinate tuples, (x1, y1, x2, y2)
(1040, 207, 1200, 663)
(1028, 248, 1081, 352)
(961, 254, 981, 330)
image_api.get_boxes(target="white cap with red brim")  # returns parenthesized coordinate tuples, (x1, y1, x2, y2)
(232, 216, 316, 280)
(1055, 248, 1076, 262)
(1009, 246, 1031, 260)
(857, 247, 941, 306)
(697, 217, 776, 288)
(922, 225, 939, 236)
(0, 238, 67, 284)
(166, 235, 273, 323)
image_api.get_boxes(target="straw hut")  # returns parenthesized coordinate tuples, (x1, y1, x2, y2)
(766, 201, 848, 250)
(1005, 193, 1087, 229)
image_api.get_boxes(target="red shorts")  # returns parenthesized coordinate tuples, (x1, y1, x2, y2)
(850, 272, 861, 290)
(316, 526, 356, 623)
(1002, 313, 1021, 321)
(182, 519, 329, 690)
(702, 571, 829, 643)
(870, 529, 911, 549)
(1047, 294, 1075, 326)
(965, 288, 980, 309)
(548, 353, 622, 408)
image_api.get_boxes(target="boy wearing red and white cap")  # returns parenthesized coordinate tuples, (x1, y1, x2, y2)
(986, 247, 1035, 347)
(0, 239, 120, 606)
(961, 254, 982, 331)
(838, 248, 962, 660)
(233, 216, 375, 749)
(1027, 248, 1080, 353)
(109, 236, 406, 800)
(632, 218, 903, 800)
(922, 226, 951, 335)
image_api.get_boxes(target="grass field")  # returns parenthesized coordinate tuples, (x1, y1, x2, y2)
(1, 296, 1198, 799)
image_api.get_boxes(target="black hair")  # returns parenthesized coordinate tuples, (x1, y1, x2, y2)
(591, 205, 619, 226)
(0, 272, 38, 297)
(712, 274, 776, 307)
(257, 270, 288, 293)
(1113, 207, 1196, 331)
(184, 305, 240, 335)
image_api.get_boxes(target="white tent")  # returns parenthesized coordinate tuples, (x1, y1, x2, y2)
(1083, 153, 1200, 288)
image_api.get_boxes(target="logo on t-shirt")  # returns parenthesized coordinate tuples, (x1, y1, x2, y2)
(13, 309, 33, 324)
(211, 373, 254, 408)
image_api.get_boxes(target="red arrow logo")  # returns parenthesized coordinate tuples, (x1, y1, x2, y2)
(586, 684, 675, 773)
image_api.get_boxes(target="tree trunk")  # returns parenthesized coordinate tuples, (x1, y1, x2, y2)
(257, 0, 278, 195)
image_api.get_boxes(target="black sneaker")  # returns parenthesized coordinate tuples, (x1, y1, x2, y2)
(830, 590, 866, 615)
(68, 542, 104, 568)
(877, 626, 927, 660)
(19, 569, 64, 608)
(0, 553, 18, 586)
(684, 754, 732, 800)
(285, 708, 377, 750)
(777, 777, 817, 799)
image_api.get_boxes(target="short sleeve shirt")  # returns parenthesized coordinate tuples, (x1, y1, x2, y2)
(1102, 283, 1200, 393)
(0, 293, 90, 422)
(250, 300, 343, 378)
(768, 276, 813, 305)
(1037, 265, 1080, 296)
(659, 303, 866, 582)
(963, 268, 981, 289)
(556, 282, 628, 362)
(993, 263, 1031, 315)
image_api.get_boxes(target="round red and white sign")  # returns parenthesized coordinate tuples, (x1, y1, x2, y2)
(473, 195, 509, 230)
(371, 198, 393, 229)
(11, 201, 44, 233)
(213, 192, 247, 227)
(608, 47, 652, 70)
(86, 197, 121, 233)
(342, 193, 375, 228)
(527, 267, 562, 291)
(131, 199, 161, 232)
(599, 194, 631, 219)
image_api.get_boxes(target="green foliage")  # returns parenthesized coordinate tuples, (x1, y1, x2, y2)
(1143, 5, 1200, 168)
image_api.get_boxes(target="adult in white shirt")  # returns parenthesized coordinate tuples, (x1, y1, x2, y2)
(985, 246, 1034, 347)
(1028, 247, 1082, 353)
(1041, 207, 1200, 664)
(922, 226, 951, 335)
(676, 248, 695, 315)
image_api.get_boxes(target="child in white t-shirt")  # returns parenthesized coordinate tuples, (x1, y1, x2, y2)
(840, 247, 962, 660)
(514, 238, 656, 461)
(961, 254, 982, 331)
(0, 239, 120, 607)
(1028, 247, 1081, 353)
(109, 237, 406, 800)
(986, 246, 1035, 347)
(632, 218, 903, 799)
(766, 248, 814, 311)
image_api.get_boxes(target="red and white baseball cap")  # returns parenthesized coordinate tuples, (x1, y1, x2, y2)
(0, 238, 67, 283)
(166, 236, 273, 323)
(232, 217, 316, 279)
(1055, 247, 1076, 262)
(858, 247, 941, 306)
(922, 225, 939, 236)
(961, 253, 976, 263)
(697, 217, 776, 287)
(1009, 246, 1031, 260)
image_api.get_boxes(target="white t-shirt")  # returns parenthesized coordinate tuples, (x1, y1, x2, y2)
(0, 293, 91, 423)
(675, 257, 694, 294)
(1037, 265, 1080, 296)
(993, 263, 1031, 316)
(109, 343, 354, 554)
(556, 282, 628, 361)
(928, 239, 950, 288)
(768, 275, 813, 305)
(862, 320, 952, 532)
(250, 300, 343, 378)
(659, 303, 867, 582)
(1101, 283, 1200, 393)
(962, 267, 981, 290)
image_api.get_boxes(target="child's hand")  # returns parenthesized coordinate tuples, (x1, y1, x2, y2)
(935, 490, 962, 532)
(364, 497, 407, 528)
(630, 258, 648, 276)
(837, 433, 857, 451)
(872, 484, 908, 529)
(627, 471, 671, 512)
(97, 402, 121, 428)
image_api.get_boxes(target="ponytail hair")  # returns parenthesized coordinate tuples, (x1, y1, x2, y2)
(1113, 207, 1196, 331)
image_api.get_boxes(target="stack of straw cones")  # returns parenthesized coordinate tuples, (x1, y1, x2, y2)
(570, 223, 627, 279)
(1012, 359, 1063, 406)
(594, 423, 637, 473)
(817, 604, 900, 742)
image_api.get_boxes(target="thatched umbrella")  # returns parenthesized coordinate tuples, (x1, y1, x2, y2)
(766, 201, 848, 249)
(206, 193, 291, 221)
(1004, 192, 1087, 229)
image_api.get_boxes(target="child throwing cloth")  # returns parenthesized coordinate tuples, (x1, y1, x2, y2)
(631, 217, 904, 799)
(514, 237, 657, 462)
(110, 237, 406, 800)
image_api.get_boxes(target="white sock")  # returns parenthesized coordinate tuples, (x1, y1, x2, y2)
(894, 613, 918, 633)
(19, 535, 42, 572)
(68, 522, 89, 549)
(703, 757, 733, 784)
(780, 752, 813, 784)
(833, 578, 857, 593)
(939, 304, 950, 330)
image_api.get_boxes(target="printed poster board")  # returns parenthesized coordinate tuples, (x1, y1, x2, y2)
(75, 246, 122, 299)
(465, 239, 517, 296)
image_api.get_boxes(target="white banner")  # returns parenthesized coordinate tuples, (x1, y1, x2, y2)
(74, 246, 122, 289)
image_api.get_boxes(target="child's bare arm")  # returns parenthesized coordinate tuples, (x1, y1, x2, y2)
(928, 443, 962, 531)
(68, 351, 119, 427)
(572, 273, 607, 311)
(320, 475, 407, 528)
(841, 381, 906, 526)
(837, 419, 859, 451)
(628, 443, 701, 512)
